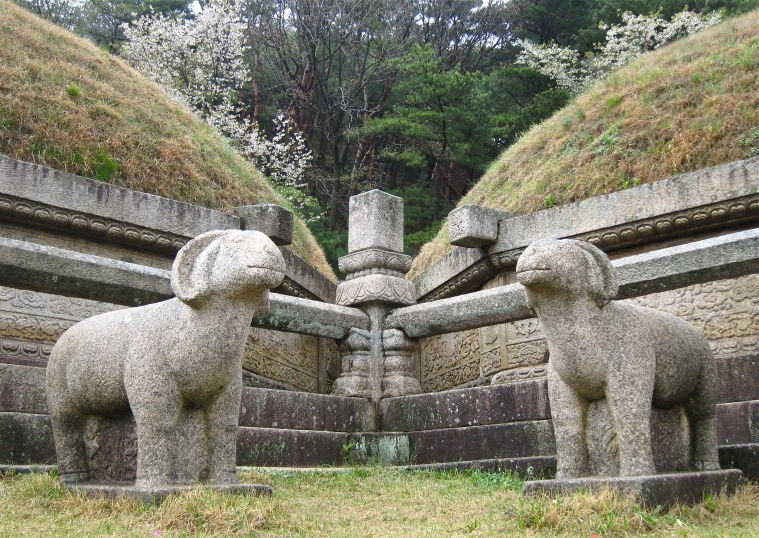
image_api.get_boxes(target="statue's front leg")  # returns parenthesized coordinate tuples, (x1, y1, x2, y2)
(548, 363, 590, 478)
(205, 372, 242, 485)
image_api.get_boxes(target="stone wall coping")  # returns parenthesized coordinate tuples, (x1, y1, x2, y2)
(492, 156, 759, 254)
(279, 248, 336, 303)
(0, 155, 239, 238)
(412, 246, 494, 300)
(414, 157, 759, 300)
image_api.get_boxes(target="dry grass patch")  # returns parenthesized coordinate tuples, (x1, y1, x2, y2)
(2, 469, 757, 537)
(0, 1, 334, 278)
(410, 11, 759, 277)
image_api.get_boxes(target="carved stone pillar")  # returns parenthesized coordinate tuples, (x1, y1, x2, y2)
(332, 190, 420, 401)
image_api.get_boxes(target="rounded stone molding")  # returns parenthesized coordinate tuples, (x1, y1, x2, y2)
(335, 274, 416, 306)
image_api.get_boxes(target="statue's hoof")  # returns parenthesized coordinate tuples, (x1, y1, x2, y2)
(693, 460, 721, 471)
(60, 471, 91, 483)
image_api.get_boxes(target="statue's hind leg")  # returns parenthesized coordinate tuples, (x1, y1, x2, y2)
(49, 404, 90, 483)
(687, 356, 720, 471)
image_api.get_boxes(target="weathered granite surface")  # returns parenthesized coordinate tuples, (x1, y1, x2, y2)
(489, 156, 759, 269)
(523, 470, 744, 508)
(235, 204, 294, 246)
(517, 239, 719, 477)
(448, 205, 513, 247)
(46, 230, 285, 487)
(0, 155, 238, 246)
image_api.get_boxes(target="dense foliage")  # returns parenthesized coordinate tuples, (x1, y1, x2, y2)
(12, 0, 759, 271)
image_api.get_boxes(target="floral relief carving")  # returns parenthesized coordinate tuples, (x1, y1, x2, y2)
(243, 327, 319, 391)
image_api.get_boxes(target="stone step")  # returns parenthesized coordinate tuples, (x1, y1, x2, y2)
(0, 364, 374, 433)
(719, 443, 759, 481)
(0, 412, 55, 465)
(239, 388, 374, 432)
(381, 353, 759, 432)
(406, 455, 557, 478)
(716, 400, 759, 445)
(379, 379, 549, 432)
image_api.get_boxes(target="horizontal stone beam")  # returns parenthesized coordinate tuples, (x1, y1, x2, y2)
(614, 228, 759, 298)
(0, 238, 365, 339)
(251, 295, 370, 339)
(386, 228, 759, 337)
(0, 237, 173, 306)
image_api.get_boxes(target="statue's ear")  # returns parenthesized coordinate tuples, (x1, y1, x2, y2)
(574, 240, 618, 306)
(171, 230, 231, 303)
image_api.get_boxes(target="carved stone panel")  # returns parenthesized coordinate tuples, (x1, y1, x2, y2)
(0, 286, 120, 367)
(419, 274, 759, 392)
(242, 327, 319, 392)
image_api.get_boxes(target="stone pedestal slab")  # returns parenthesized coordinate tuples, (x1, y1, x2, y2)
(523, 469, 744, 508)
(65, 482, 272, 505)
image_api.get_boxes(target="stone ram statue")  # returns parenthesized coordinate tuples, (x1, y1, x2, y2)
(516, 239, 720, 478)
(46, 230, 285, 487)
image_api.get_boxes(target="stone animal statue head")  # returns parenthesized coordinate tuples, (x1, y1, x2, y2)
(47, 229, 287, 489)
(172, 229, 285, 308)
(516, 239, 618, 307)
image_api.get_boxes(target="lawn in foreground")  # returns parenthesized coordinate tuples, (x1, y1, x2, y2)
(0, 468, 756, 537)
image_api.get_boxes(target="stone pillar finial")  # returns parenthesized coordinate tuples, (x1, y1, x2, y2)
(336, 190, 415, 307)
(332, 190, 420, 401)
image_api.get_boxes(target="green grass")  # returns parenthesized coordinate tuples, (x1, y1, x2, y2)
(1, 469, 757, 537)
(410, 10, 759, 278)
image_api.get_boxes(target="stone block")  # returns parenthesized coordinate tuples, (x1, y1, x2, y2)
(347, 190, 404, 253)
(236, 427, 350, 467)
(0, 412, 56, 465)
(523, 470, 744, 509)
(449, 205, 513, 248)
(719, 443, 759, 482)
(407, 456, 557, 479)
(412, 246, 492, 300)
(717, 353, 759, 403)
(491, 156, 759, 257)
(238, 388, 375, 432)
(65, 483, 272, 505)
(235, 204, 294, 246)
(379, 379, 549, 432)
(0, 363, 47, 414)
(0, 155, 239, 239)
(278, 248, 336, 303)
(717, 400, 759, 445)
(406, 420, 556, 464)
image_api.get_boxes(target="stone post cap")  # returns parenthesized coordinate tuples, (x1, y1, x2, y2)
(234, 204, 294, 246)
(449, 205, 514, 248)
(347, 190, 404, 254)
